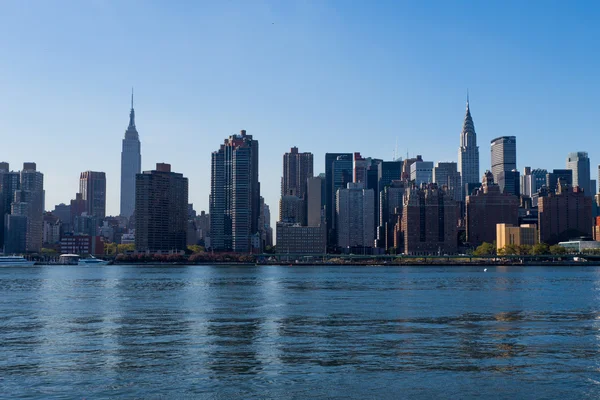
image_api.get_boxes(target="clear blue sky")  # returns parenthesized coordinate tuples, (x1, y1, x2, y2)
(1, 1, 599, 228)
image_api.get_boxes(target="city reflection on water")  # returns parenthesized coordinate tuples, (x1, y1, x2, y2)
(1, 265, 600, 398)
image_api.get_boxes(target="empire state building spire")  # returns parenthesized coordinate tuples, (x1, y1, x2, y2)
(458, 94, 480, 198)
(120, 89, 142, 219)
(128, 88, 136, 130)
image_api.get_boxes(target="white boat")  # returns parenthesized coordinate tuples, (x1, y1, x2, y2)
(0, 256, 36, 266)
(59, 254, 80, 265)
(78, 256, 109, 266)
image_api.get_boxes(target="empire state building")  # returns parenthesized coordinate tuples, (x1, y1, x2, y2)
(120, 90, 141, 219)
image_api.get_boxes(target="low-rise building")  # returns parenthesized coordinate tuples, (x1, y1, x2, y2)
(496, 223, 538, 251)
(276, 222, 326, 255)
(60, 234, 104, 256)
(558, 240, 600, 253)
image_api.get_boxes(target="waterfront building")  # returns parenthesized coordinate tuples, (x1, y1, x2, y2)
(410, 160, 434, 186)
(120, 91, 142, 219)
(496, 224, 538, 252)
(538, 182, 592, 244)
(546, 169, 572, 192)
(558, 240, 600, 253)
(276, 223, 326, 255)
(324, 153, 352, 248)
(80, 171, 106, 220)
(4, 215, 27, 254)
(401, 183, 458, 255)
(135, 163, 188, 252)
(566, 152, 591, 196)
(0, 167, 20, 249)
(282, 147, 313, 198)
(466, 171, 519, 246)
(60, 233, 104, 256)
(11, 163, 44, 252)
(210, 130, 260, 252)
(433, 162, 462, 202)
(490, 136, 517, 192)
(336, 183, 375, 250)
(458, 97, 480, 200)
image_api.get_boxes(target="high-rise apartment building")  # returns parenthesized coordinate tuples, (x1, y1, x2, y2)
(566, 152, 591, 196)
(458, 98, 480, 198)
(0, 165, 20, 249)
(466, 171, 519, 246)
(433, 162, 462, 202)
(80, 171, 106, 220)
(281, 147, 313, 198)
(120, 91, 142, 219)
(490, 136, 517, 192)
(11, 163, 44, 252)
(401, 183, 458, 255)
(336, 183, 375, 250)
(210, 130, 260, 252)
(135, 163, 188, 252)
(538, 183, 592, 244)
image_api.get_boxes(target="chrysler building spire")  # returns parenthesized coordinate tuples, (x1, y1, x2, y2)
(458, 94, 480, 200)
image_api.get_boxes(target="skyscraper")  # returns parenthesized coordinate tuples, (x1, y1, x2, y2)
(490, 136, 517, 193)
(566, 152, 591, 196)
(120, 90, 142, 219)
(11, 163, 44, 252)
(80, 171, 106, 220)
(336, 183, 375, 250)
(401, 183, 458, 255)
(325, 153, 352, 248)
(458, 97, 480, 198)
(281, 147, 313, 198)
(0, 164, 19, 249)
(210, 130, 260, 252)
(135, 163, 188, 252)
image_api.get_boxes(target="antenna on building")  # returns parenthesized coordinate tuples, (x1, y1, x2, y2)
(393, 138, 398, 161)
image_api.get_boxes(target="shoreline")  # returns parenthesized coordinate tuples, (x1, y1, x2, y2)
(33, 260, 600, 267)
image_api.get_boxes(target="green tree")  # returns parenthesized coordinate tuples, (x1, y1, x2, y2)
(104, 243, 117, 255)
(117, 243, 135, 253)
(518, 244, 533, 255)
(187, 245, 205, 254)
(532, 242, 550, 255)
(499, 243, 519, 256)
(549, 244, 567, 255)
(473, 242, 496, 256)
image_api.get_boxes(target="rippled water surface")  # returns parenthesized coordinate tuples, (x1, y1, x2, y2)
(2, 265, 600, 399)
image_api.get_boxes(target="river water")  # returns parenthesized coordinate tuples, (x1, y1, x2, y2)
(1, 265, 600, 399)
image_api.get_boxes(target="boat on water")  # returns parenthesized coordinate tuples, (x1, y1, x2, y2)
(0, 256, 36, 266)
(78, 256, 109, 266)
(58, 254, 109, 265)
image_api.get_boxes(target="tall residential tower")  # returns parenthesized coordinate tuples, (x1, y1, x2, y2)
(120, 90, 142, 219)
(458, 97, 479, 198)
(210, 130, 260, 252)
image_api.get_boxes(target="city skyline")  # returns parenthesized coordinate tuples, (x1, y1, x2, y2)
(1, 1, 599, 232)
